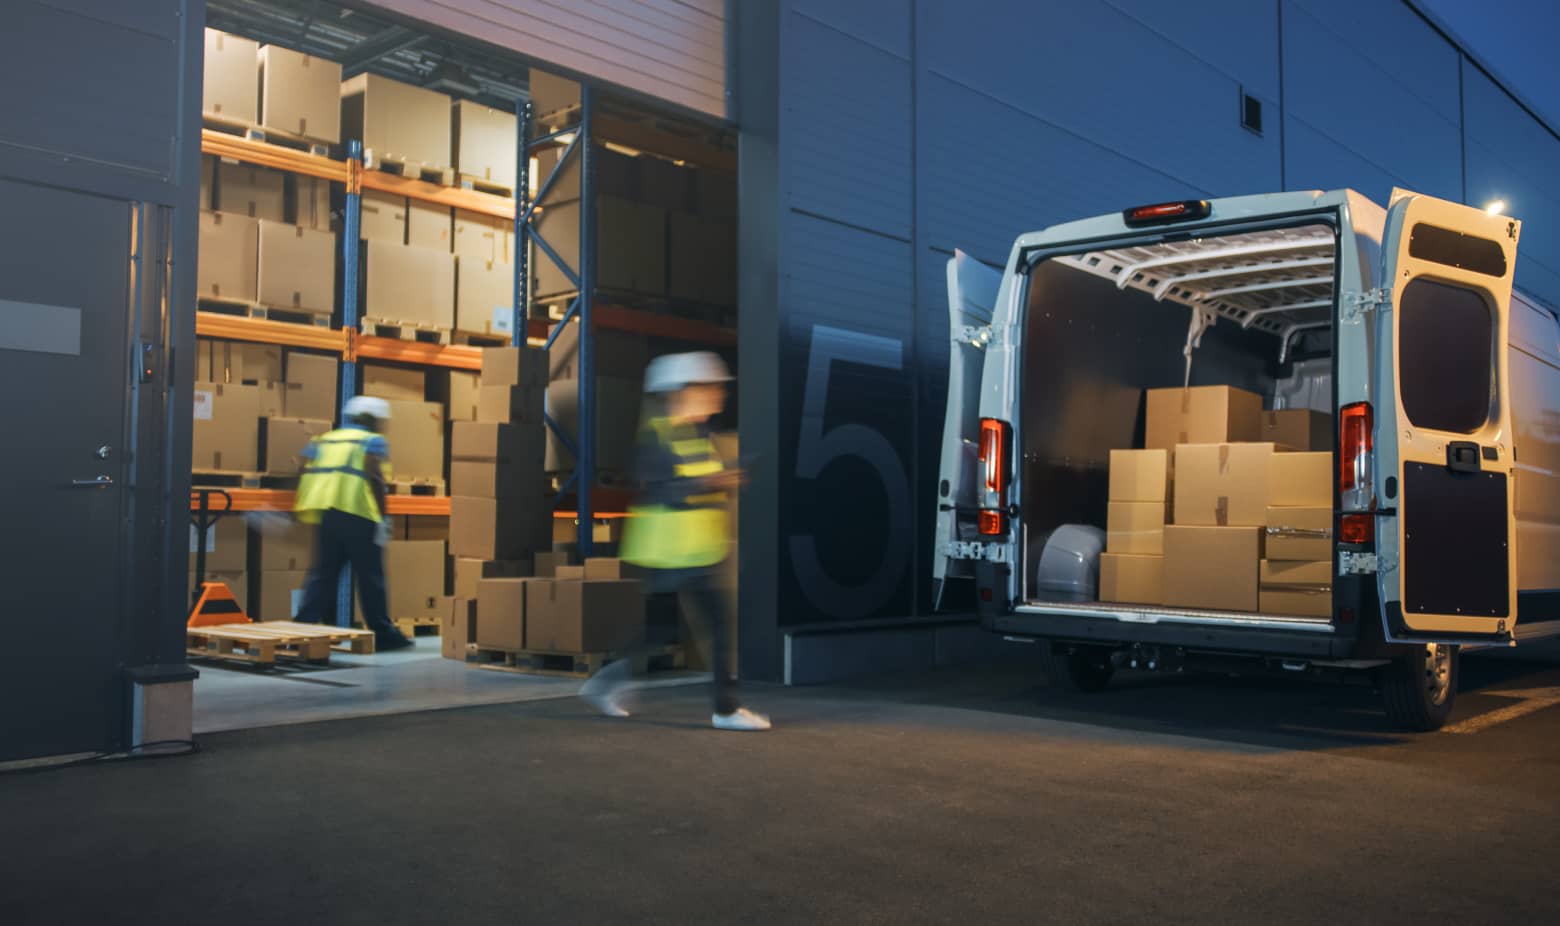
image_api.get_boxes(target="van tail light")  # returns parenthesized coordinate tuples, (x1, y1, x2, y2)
(1339, 402, 1375, 513)
(978, 418, 1012, 536)
(978, 510, 1008, 536)
(1340, 513, 1375, 545)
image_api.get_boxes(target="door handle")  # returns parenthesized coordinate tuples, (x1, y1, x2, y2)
(71, 475, 114, 488)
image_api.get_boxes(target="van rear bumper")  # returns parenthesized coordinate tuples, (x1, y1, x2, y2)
(987, 605, 1358, 659)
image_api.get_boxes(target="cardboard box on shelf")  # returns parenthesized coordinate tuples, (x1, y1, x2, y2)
(1262, 409, 1332, 452)
(451, 461, 545, 498)
(360, 191, 407, 244)
(1173, 442, 1275, 527)
(1259, 560, 1333, 618)
(525, 579, 644, 653)
(449, 370, 480, 421)
(364, 240, 455, 330)
(453, 100, 518, 190)
(1163, 525, 1262, 612)
(195, 339, 216, 382)
(257, 220, 335, 314)
(340, 73, 452, 173)
(257, 518, 316, 572)
(480, 346, 547, 388)
(528, 68, 580, 122)
(1106, 501, 1166, 555)
(534, 197, 667, 297)
(444, 598, 477, 660)
(256, 382, 290, 418)
(284, 351, 338, 421)
(478, 385, 544, 425)
(533, 551, 568, 577)
(639, 156, 694, 213)
(1269, 452, 1332, 508)
(225, 342, 283, 384)
(545, 377, 642, 473)
(451, 495, 551, 560)
(362, 364, 426, 402)
(263, 416, 330, 474)
(197, 211, 259, 303)
(555, 565, 585, 580)
(583, 558, 629, 580)
(196, 570, 250, 615)
(476, 577, 530, 650)
(407, 200, 453, 251)
(1146, 385, 1263, 452)
(256, 569, 309, 622)
(385, 540, 445, 619)
(1108, 449, 1170, 502)
(291, 175, 333, 231)
(203, 29, 258, 125)
(1265, 507, 1332, 561)
(668, 213, 737, 306)
(258, 45, 341, 143)
(219, 165, 287, 223)
(455, 557, 530, 601)
(1099, 553, 1163, 605)
(546, 319, 649, 382)
(192, 383, 261, 471)
(453, 209, 509, 263)
(189, 516, 247, 574)
(451, 421, 542, 462)
(382, 400, 445, 483)
(455, 257, 515, 337)
(401, 516, 450, 541)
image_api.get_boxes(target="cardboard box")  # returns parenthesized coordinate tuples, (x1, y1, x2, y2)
(1146, 385, 1263, 452)
(197, 211, 259, 302)
(545, 377, 642, 473)
(443, 598, 476, 659)
(456, 257, 515, 337)
(1106, 501, 1166, 555)
(1163, 526, 1261, 612)
(480, 346, 547, 388)
(533, 551, 568, 577)
(452, 100, 518, 189)
(284, 351, 338, 420)
(382, 400, 445, 483)
(478, 385, 544, 425)
(1173, 443, 1275, 527)
(219, 165, 287, 223)
(451, 495, 551, 560)
(639, 156, 694, 212)
(583, 557, 626, 580)
(264, 416, 330, 474)
(529, 68, 580, 122)
(1270, 452, 1332, 508)
(257, 519, 316, 573)
(408, 200, 453, 251)
(1262, 409, 1332, 452)
(256, 382, 289, 418)
(449, 370, 480, 421)
(363, 364, 426, 402)
(341, 73, 452, 172)
(451, 421, 543, 463)
(1260, 560, 1333, 618)
(256, 569, 309, 622)
(258, 44, 341, 143)
(258, 220, 335, 314)
(192, 383, 261, 471)
(195, 338, 216, 383)
(668, 212, 737, 306)
(401, 515, 449, 541)
(453, 209, 509, 263)
(1109, 449, 1170, 503)
(451, 461, 546, 498)
(200, 156, 216, 211)
(226, 342, 283, 384)
(525, 579, 644, 653)
(203, 29, 258, 124)
(535, 196, 667, 297)
(546, 319, 649, 382)
(364, 240, 456, 330)
(291, 175, 333, 230)
(360, 191, 407, 244)
(455, 557, 529, 601)
(1266, 507, 1333, 561)
(1099, 553, 1163, 605)
(385, 540, 445, 619)
(189, 515, 247, 573)
(555, 565, 585, 580)
(476, 577, 530, 650)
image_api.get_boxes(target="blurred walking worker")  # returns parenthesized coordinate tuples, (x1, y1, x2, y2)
(292, 395, 413, 651)
(579, 352, 770, 731)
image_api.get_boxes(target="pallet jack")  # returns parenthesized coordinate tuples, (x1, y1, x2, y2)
(188, 488, 253, 627)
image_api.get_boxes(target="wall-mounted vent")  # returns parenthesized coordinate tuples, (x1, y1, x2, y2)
(1241, 90, 1263, 135)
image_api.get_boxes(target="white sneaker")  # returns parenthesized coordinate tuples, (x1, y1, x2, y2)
(579, 674, 633, 718)
(712, 708, 771, 731)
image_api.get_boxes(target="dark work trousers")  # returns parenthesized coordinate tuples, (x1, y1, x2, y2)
(602, 569, 739, 715)
(295, 508, 403, 644)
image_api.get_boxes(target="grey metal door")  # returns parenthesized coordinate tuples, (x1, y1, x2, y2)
(0, 178, 133, 761)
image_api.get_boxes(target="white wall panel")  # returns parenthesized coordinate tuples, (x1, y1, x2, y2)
(370, 0, 726, 117)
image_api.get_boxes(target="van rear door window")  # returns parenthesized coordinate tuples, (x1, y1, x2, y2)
(1407, 223, 1508, 277)
(1399, 278, 1493, 433)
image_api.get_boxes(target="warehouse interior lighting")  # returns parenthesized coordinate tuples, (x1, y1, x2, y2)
(1485, 199, 1507, 215)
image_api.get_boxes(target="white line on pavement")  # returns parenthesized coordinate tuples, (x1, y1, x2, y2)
(1443, 686, 1560, 734)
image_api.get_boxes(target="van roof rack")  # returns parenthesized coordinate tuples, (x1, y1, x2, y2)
(1053, 226, 1334, 342)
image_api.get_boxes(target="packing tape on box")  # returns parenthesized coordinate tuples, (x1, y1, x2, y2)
(1218, 444, 1230, 475)
(1265, 526, 1332, 539)
(1215, 496, 1229, 526)
(1260, 582, 1332, 596)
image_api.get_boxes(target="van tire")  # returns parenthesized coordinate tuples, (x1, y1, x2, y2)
(1042, 644, 1115, 693)
(1381, 644, 1458, 732)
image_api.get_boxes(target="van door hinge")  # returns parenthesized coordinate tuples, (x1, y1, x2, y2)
(954, 325, 993, 348)
(1341, 288, 1389, 323)
(1339, 551, 1378, 575)
(945, 540, 1009, 563)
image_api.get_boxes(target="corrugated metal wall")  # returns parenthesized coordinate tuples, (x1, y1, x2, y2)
(760, 0, 1560, 638)
(368, 0, 727, 117)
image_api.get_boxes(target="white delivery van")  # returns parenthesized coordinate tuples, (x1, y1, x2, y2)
(936, 188, 1560, 730)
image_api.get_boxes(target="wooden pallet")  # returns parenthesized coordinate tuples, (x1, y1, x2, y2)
(187, 620, 376, 666)
(393, 616, 443, 638)
(199, 298, 332, 328)
(451, 330, 513, 347)
(456, 174, 514, 197)
(469, 644, 684, 679)
(385, 478, 445, 497)
(204, 115, 333, 157)
(359, 318, 451, 345)
(364, 150, 455, 186)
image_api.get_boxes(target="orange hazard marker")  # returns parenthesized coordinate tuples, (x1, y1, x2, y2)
(188, 581, 253, 628)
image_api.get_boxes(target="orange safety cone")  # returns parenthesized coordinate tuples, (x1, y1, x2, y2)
(188, 581, 253, 628)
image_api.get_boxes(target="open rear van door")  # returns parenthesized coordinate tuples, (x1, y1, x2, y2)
(934, 250, 1002, 608)
(1375, 189, 1520, 644)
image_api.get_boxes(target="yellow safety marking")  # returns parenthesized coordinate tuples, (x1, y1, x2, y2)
(1442, 686, 1560, 734)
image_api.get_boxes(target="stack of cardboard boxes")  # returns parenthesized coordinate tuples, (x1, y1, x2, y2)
(255, 519, 314, 621)
(361, 364, 447, 490)
(543, 319, 647, 477)
(192, 345, 338, 475)
(472, 556, 646, 661)
(1099, 385, 1334, 617)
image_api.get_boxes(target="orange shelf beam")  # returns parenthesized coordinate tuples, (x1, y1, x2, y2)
(195, 313, 348, 353)
(190, 490, 622, 518)
(595, 304, 736, 347)
(201, 129, 348, 184)
(361, 169, 515, 219)
(352, 333, 485, 371)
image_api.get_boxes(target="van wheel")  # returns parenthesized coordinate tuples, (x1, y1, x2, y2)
(1042, 644, 1115, 693)
(1381, 644, 1458, 732)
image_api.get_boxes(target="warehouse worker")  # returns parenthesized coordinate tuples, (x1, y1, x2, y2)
(579, 352, 769, 731)
(293, 395, 413, 651)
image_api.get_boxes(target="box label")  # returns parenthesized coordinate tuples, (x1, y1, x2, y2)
(193, 389, 214, 421)
(492, 305, 513, 335)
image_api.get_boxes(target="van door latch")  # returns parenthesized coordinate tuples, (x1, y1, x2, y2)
(945, 540, 1009, 563)
(954, 325, 993, 348)
(1341, 288, 1389, 323)
(1339, 551, 1378, 575)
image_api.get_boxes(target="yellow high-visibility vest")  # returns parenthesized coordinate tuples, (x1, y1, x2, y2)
(293, 427, 384, 523)
(620, 419, 729, 570)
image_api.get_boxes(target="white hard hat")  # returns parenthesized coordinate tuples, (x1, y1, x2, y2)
(343, 395, 392, 422)
(643, 351, 733, 393)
